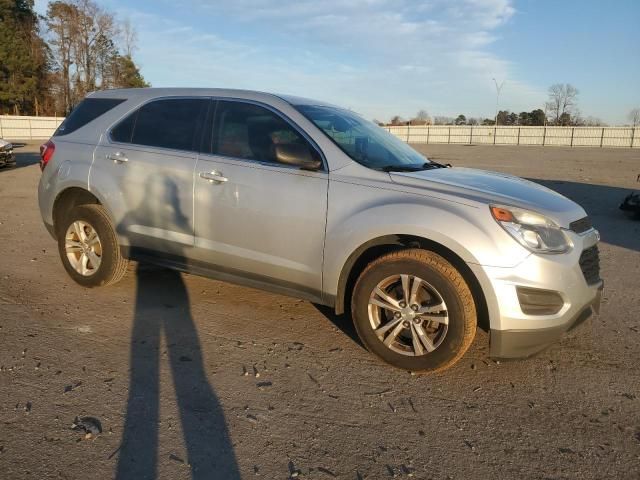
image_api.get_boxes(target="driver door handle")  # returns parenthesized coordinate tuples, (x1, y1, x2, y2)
(106, 151, 128, 163)
(199, 171, 228, 183)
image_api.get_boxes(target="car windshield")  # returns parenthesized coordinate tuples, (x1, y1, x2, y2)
(295, 104, 430, 171)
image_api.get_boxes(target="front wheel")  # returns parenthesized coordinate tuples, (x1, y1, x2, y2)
(56, 204, 128, 287)
(351, 249, 477, 372)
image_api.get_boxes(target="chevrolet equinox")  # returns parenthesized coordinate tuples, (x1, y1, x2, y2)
(37, 88, 603, 372)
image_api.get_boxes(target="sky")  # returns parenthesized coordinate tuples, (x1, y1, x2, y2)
(34, 0, 640, 125)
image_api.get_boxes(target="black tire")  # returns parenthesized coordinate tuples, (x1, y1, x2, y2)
(351, 249, 477, 372)
(56, 204, 128, 287)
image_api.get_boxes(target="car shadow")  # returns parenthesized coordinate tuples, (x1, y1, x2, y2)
(115, 175, 240, 479)
(528, 178, 640, 253)
(312, 304, 364, 349)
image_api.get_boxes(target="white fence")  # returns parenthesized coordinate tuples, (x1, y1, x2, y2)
(386, 125, 640, 148)
(2, 115, 639, 148)
(0, 115, 64, 140)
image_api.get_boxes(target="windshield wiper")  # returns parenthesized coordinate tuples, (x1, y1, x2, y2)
(423, 161, 451, 169)
(379, 161, 451, 172)
(379, 165, 425, 172)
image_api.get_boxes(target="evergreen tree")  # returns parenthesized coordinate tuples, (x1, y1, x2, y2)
(0, 0, 49, 114)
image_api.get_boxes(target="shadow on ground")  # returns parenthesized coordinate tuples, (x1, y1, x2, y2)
(115, 266, 240, 479)
(312, 304, 364, 349)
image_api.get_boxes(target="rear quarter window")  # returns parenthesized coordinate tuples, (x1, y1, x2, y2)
(54, 98, 126, 136)
(129, 98, 207, 151)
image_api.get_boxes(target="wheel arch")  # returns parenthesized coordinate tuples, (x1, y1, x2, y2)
(52, 187, 101, 235)
(334, 234, 491, 331)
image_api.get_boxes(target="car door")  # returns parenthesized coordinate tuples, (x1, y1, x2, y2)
(192, 99, 328, 299)
(92, 97, 208, 258)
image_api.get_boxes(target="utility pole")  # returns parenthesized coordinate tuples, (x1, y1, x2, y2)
(492, 78, 504, 126)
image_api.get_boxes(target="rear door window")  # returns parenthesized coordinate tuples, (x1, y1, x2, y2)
(54, 98, 125, 136)
(212, 100, 318, 165)
(130, 98, 207, 151)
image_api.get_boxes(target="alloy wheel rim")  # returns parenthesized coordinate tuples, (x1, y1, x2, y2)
(64, 221, 102, 277)
(368, 274, 449, 357)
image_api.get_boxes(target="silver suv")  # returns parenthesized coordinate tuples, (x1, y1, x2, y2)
(38, 88, 603, 372)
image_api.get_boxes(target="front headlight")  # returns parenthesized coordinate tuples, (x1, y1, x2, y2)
(490, 205, 572, 254)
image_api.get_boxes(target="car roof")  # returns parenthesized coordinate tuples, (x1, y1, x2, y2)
(88, 88, 337, 108)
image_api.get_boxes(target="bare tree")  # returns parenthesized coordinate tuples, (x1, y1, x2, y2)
(629, 108, 640, 127)
(433, 116, 453, 125)
(546, 83, 579, 126)
(416, 109, 429, 120)
(46, 1, 79, 113)
(121, 18, 138, 57)
(409, 110, 431, 125)
(72, 0, 119, 95)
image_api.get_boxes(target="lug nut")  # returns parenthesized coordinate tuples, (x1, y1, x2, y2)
(403, 321, 410, 328)
(399, 301, 406, 308)
(411, 304, 419, 311)
(394, 312, 402, 319)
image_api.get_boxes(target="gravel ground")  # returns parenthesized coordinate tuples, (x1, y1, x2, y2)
(0, 142, 639, 480)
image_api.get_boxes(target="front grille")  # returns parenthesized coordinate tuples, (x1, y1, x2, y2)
(570, 217, 592, 234)
(579, 246, 601, 285)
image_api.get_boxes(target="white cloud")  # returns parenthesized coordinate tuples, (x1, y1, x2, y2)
(83, 0, 547, 120)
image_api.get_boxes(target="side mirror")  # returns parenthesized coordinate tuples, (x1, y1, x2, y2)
(274, 144, 322, 171)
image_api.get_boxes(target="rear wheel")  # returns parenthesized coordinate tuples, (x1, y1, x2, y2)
(351, 249, 476, 372)
(56, 204, 128, 287)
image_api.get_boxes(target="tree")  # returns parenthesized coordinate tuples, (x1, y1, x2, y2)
(629, 108, 640, 127)
(454, 114, 466, 125)
(0, 0, 50, 115)
(433, 116, 453, 125)
(410, 109, 430, 125)
(467, 117, 479, 126)
(496, 110, 510, 125)
(108, 54, 149, 88)
(481, 118, 495, 126)
(121, 17, 137, 57)
(46, 0, 147, 113)
(46, 1, 79, 113)
(390, 115, 405, 126)
(558, 112, 571, 126)
(529, 109, 546, 126)
(518, 111, 530, 126)
(546, 83, 579, 126)
(415, 109, 429, 121)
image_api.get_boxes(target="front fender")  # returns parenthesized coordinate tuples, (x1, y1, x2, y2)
(323, 180, 530, 301)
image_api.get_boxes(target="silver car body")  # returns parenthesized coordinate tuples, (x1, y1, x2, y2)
(38, 88, 603, 358)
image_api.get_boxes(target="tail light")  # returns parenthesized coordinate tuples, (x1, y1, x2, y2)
(40, 140, 55, 171)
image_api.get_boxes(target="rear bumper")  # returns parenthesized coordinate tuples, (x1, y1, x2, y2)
(489, 283, 602, 359)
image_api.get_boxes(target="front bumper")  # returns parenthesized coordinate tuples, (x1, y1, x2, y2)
(490, 284, 602, 358)
(470, 228, 603, 359)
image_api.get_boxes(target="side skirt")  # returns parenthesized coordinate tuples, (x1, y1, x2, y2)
(122, 247, 330, 307)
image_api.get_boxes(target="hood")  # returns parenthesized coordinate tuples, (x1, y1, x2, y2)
(389, 167, 585, 227)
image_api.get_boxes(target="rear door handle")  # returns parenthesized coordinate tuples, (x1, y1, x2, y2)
(199, 171, 228, 183)
(106, 151, 128, 163)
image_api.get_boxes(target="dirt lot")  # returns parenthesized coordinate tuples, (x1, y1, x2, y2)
(1, 142, 639, 479)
